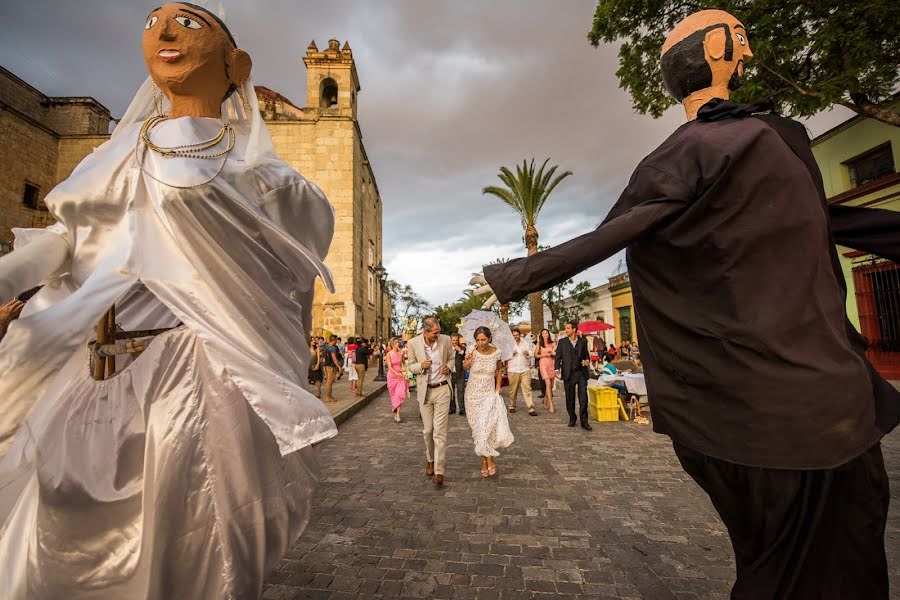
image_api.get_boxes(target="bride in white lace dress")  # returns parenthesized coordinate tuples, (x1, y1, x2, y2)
(462, 326, 514, 477)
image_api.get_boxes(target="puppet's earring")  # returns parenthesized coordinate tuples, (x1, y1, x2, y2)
(151, 81, 164, 116)
(237, 80, 251, 113)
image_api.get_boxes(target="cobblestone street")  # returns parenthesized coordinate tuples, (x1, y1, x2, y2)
(264, 390, 900, 599)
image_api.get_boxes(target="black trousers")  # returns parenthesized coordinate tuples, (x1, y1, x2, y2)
(563, 373, 589, 423)
(449, 376, 466, 413)
(674, 442, 890, 600)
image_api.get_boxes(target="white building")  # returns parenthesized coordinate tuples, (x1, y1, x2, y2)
(542, 282, 615, 346)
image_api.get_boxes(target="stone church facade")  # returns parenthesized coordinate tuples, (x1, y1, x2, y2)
(259, 39, 387, 341)
(0, 39, 388, 340)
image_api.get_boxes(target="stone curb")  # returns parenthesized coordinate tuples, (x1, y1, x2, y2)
(331, 382, 388, 428)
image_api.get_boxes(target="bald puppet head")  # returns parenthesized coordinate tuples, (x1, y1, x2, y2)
(660, 10, 753, 120)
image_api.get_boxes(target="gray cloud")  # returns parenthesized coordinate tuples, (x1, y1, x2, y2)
(0, 0, 850, 305)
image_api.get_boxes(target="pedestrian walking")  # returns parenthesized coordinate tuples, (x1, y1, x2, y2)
(506, 328, 537, 416)
(324, 335, 341, 402)
(308, 338, 324, 398)
(535, 329, 557, 414)
(346, 345, 358, 394)
(407, 316, 456, 486)
(449, 333, 467, 415)
(386, 337, 409, 422)
(555, 321, 592, 430)
(354, 338, 373, 396)
(462, 326, 514, 477)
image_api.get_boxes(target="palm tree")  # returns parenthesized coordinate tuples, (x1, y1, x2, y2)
(482, 158, 572, 336)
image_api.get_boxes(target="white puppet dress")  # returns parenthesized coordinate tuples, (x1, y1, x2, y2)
(0, 76, 336, 599)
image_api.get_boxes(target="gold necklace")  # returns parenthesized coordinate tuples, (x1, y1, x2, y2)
(135, 115, 235, 189)
(140, 115, 234, 159)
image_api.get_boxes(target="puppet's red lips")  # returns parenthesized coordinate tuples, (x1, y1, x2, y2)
(158, 49, 182, 62)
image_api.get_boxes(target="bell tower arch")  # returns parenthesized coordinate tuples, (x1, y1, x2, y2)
(304, 38, 360, 118)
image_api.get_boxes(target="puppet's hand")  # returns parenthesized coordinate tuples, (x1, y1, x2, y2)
(0, 299, 24, 325)
(469, 275, 498, 310)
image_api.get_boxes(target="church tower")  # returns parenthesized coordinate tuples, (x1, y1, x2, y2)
(303, 39, 360, 120)
(262, 39, 386, 341)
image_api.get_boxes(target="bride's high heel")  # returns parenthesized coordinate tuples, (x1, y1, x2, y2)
(480, 458, 489, 478)
(487, 461, 497, 477)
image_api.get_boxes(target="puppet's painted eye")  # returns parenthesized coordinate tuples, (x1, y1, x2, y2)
(174, 15, 202, 30)
(736, 33, 746, 46)
(145, 16, 158, 30)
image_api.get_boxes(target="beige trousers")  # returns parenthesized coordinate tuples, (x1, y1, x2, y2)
(419, 383, 451, 475)
(354, 364, 367, 395)
(324, 366, 337, 401)
(507, 371, 534, 409)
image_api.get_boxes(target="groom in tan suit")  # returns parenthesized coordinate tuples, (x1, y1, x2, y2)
(407, 316, 456, 486)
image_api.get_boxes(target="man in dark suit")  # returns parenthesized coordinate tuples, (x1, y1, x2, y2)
(449, 333, 467, 415)
(555, 320, 592, 430)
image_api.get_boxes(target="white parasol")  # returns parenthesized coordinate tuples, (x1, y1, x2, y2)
(460, 310, 517, 361)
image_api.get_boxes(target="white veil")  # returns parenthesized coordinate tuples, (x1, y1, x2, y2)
(113, 0, 276, 167)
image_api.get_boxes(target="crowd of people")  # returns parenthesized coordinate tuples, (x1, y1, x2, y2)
(356, 315, 643, 485)
(307, 334, 379, 402)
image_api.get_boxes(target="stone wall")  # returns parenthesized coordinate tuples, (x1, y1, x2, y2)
(0, 66, 111, 247)
(269, 116, 360, 336)
(266, 114, 385, 338)
(43, 99, 110, 136)
(0, 109, 59, 243)
(56, 135, 108, 181)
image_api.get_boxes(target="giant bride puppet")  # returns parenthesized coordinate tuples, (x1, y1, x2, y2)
(0, 3, 336, 597)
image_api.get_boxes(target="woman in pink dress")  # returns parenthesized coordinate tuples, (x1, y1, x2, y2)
(386, 337, 409, 422)
(535, 329, 557, 414)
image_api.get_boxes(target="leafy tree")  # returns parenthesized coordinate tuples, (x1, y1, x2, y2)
(385, 281, 431, 335)
(543, 279, 598, 333)
(588, 1, 900, 126)
(483, 159, 573, 336)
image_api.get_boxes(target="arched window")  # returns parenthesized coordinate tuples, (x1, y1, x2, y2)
(320, 78, 339, 108)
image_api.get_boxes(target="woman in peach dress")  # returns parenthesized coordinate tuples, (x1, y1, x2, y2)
(535, 328, 557, 414)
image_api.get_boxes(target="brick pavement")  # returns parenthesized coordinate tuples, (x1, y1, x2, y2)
(264, 389, 900, 599)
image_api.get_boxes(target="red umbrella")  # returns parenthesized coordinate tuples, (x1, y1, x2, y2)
(578, 320, 615, 334)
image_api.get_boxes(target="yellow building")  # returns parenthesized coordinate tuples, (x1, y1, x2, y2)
(811, 100, 900, 379)
(261, 39, 388, 340)
(608, 272, 638, 346)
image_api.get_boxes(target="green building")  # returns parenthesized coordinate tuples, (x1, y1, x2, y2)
(811, 100, 900, 379)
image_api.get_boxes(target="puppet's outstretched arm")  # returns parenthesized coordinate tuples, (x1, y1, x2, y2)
(482, 196, 685, 304)
(0, 233, 69, 303)
(829, 204, 900, 263)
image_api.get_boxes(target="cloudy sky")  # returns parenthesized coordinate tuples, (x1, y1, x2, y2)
(0, 0, 855, 308)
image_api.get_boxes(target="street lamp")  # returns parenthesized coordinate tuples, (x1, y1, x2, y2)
(373, 262, 388, 381)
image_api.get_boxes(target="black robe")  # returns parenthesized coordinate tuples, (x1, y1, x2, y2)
(484, 100, 900, 469)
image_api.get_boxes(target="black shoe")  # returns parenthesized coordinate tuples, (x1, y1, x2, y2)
(581, 422, 593, 431)
(568, 420, 577, 427)
(459, 411, 466, 416)
(449, 408, 456, 415)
